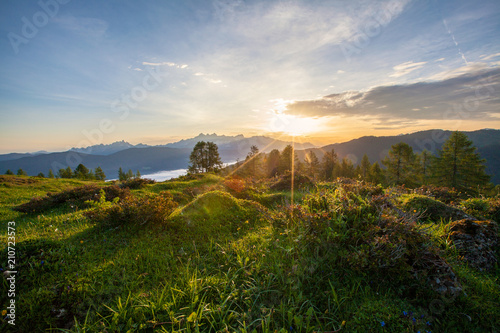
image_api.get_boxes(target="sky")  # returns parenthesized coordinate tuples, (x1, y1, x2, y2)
(0, 0, 499, 153)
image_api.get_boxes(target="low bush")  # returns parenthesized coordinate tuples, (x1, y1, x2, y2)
(270, 172, 314, 191)
(119, 178, 155, 189)
(13, 185, 130, 214)
(413, 185, 465, 204)
(85, 191, 177, 227)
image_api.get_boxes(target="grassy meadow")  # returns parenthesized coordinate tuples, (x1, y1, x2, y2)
(0, 174, 499, 332)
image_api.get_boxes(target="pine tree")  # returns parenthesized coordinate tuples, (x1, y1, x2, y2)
(430, 131, 490, 193)
(278, 145, 296, 175)
(74, 164, 90, 179)
(321, 149, 338, 181)
(367, 162, 384, 184)
(382, 142, 417, 186)
(118, 167, 126, 181)
(5, 169, 14, 175)
(126, 169, 134, 180)
(360, 154, 371, 180)
(266, 149, 280, 177)
(417, 150, 433, 185)
(136, 170, 141, 179)
(188, 141, 223, 174)
(305, 151, 320, 179)
(17, 169, 28, 176)
(47, 169, 55, 178)
(94, 167, 106, 181)
(339, 158, 355, 178)
(37, 172, 45, 178)
(245, 145, 261, 178)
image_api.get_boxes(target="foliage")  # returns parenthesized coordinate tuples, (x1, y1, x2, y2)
(12, 184, 129, 214)
(188, 141, 223, 174)
(2, 175, 500, 332)
(17, 168, 28, 176)
(269, 171, 314, 191)
(413, 184, 465, 204)
(430, 131, 490, 193)
(119, 177, 155, 189)
(86, 191, 177, 227)
(382, 142, 418, 187)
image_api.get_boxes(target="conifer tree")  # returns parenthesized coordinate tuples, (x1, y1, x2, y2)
(266, 149, 280, 177)
(5, 169, 14, 175)
(94, 167, 106, 181)
(321, 149, 338, 181)
(48, 169, 55, 178)
(17, 169, 28, 176)
(430, 131, 490, 192)
(382, 142, 417, 186)
(305, 151, 320, 179)
(360, 154, 371, 180)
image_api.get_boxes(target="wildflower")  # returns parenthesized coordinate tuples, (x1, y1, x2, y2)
(412, 317, 416, 323)
(403, 311, 408, 316)
(2, 310, 6, 316)
(289, 326, 293, 331)
(380, 321, 385, 327)
(426, 321, 431, 326)
(80, 240, 84, 244)
(341, 320, 346, 326)
(41, 260, 44, 265)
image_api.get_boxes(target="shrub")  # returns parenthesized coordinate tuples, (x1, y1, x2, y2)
(223, 177, 246, 193)
(119, 178, 155, 189)
(413, 185, 465, 204)
(13, 185, 130, 214)
(270, 172, 314, 191)
(85, 191, 177, 227)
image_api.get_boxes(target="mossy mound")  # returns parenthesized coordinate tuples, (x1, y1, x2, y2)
(169, 190, 266, 234)
(400, 194, 472, 222)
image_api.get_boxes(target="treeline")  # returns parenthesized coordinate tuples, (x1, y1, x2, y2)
(4, 165, 142, 182)
(229, 131, 492, 194)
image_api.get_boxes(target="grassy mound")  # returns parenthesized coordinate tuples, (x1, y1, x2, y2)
(400, 194, 472, 222)
(169, 190, 266, 235)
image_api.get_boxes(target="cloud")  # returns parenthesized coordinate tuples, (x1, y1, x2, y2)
(480, 53, 500, 61)
(389, 61, 427, 78)
(287, 67, 500, 124)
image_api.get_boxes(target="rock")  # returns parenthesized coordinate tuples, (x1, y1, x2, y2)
(446, 219, 499, 271)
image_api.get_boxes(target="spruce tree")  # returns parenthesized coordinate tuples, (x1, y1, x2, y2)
(95, 167, 106, 181)
(360, 154, 371, 180)
(48, 169, 55, 178)
(430, 131, 490, 193)
(305, 151, 320, 179)
(5, 169, 14, 175)
(17, 169, 28, 176)
(382, 142, 417, 186)
(266, 149, 280, 177)
(321, 149, 338, 181)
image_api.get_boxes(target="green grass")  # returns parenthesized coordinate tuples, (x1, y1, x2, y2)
(0, 175, 499, 332)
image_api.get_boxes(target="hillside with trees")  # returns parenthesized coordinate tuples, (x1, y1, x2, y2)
(0, 131, 499, 332)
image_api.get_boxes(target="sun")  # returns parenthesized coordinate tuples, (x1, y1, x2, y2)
(269, 113, 324, 136)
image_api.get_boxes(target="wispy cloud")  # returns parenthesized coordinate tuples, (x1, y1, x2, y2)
(389, 61, 427, 78)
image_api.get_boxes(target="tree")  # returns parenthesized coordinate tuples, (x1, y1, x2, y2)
(305, 151, 320, 179)
(367, 162, 384, 184)
(417, 150, 433, 185)
(339, 157, 355, 178)
(47, 169, 55, 179)
(17, 169, 28, 176)
(94, 167, 106, 181)
(37, 172, 45, 178)
(430, 131, 490, 192)
(118, 167, 127, 181)
(74, 164, 90, 179)
(188, 141, 223, 174)
(127, 169, 134, 180)
(58, 167, 72, 179)
(382, 142, 417, 186)
(278, 145, 296, 175)
(267, 149, 280, 177)
(5, 169, 14, 175)
(321, 149, 338, 181)
(245, 145, 261, 178)
(136, 170, 141, 179)
(360, 154, 371, 180)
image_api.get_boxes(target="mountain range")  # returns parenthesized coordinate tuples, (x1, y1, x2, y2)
(1, 130, 499, 183)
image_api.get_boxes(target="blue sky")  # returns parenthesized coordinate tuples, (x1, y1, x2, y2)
(1, 0, 499, 153)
